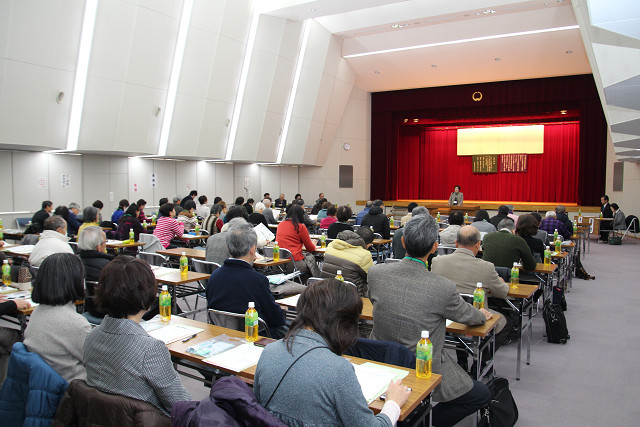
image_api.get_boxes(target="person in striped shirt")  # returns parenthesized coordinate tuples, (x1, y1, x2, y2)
(152, 203, 184, 249)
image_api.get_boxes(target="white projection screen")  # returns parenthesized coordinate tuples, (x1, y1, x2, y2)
(457, 125, 544, 155)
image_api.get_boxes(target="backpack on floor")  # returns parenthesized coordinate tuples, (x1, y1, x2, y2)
(552, 286, 567, 311)
(543, 303, 570, 344)
(478, 377, 519, 427)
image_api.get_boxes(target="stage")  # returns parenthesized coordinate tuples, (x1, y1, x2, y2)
(355, 200, 601, 215)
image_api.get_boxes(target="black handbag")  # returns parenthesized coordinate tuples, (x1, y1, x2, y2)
(478, 377, 518, 427)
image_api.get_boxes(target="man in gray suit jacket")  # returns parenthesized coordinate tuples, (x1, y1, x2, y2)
(368, 214, 491, 427)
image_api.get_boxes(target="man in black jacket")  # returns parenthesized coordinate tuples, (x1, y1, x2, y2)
(361, 200, 390, 239)
(555, 205, 573, 233)
(489, 205, 510, 230)
(29, 200, 53, 234)
(77, 226, 114, 318)
(600, 195, 613, 242)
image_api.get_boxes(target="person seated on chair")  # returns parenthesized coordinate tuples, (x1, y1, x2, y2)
(319, 205, 338, 229)
(327, 205, 354, 239)
(431, 226, 511, 369)
(203, 203, 224, 235)
(471, 209, 496, 234)
(206, 222, 288, 339)
(29, 200, 53, 234)
(115, 203, 147, 241)
(392, 206, 430, 259)
(323, 227, 374, 297)
(555, 205, 573, 232)
(530, 211, 548, 246)
(515, 214, 545, 262)
(361, 199, 390, 239)
(111, 199, 129, 224)
(611, 203, 626, 232)
(262, 198, 279, 225)
(172, 196, 183, 216)
(24, 253, 91, 382)
(196, 195, 209, 219)
(274, 193, 287, 209)
(67, 202, 82, 236)
(489, 205, 510, 230)
(356, 200, 372, 225)
(84, 257, 190, 416)
(54, 205, 72, 237)
(538, 210, 572, 241)
(206, 210, 250, 265)
(136, 199, 148, 224)
(248, 202, 269, 228)
(244, 198, 255, 215)
(29, 215, 74, 267)
(482, 218, 537, 271)
(400, 202, 418, 226)
(275, 204, 321, 280)
(311, 198, 328, 216)
(78, 226, 113, 319)
(180, 190, 198, 208)
(448, 185, 463, 206)
(177, 199, 198, 232)
(316, 201, 331, 219)
(153, 203, 184, 249)
(254, 279, 411, 426)
(439, 210, 464, 246)
(78, 206, 100, 235)
(231, 196, 250, 221)
(367, 215, 492, 427)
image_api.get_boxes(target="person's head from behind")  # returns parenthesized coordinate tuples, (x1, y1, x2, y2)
(365, 200, 373, 208)
(159, 203, 175, 218)
(515, 214, 538, 237)
(213, 196, 222, 205)
(246, 198, 254, 206)
(474, 209, 490, 222)
(296, 199, 305, 206)
(336, 205, 352, 222)
(44, 215, 67, 235)
(448, 210, 464, 226)
(326, 205, 337, 218)
(254, 202, 265, 213)
(173, 195, 181, 203)
(456, 225, 481, 253)
(545, 210, 556, 219)
(286, 279, 362, 355)
(136, 199, 146, 211)
(407, 202, 418, 213)
(68, 202, 81, 215)
(226, 222, 257, 261)
(54, 205, 69, 221)
(159, 197, 168, 206)
(373, 199, 384, 207)
(78, 226, 107, 252)
(555, 205, 566, 216)
(198, 195, 207, 206)
(611, 203, 619, 212)
(498, 205, 510, 216)
(83, 206, 100, 223)
(189, 190, 198, 199)
(262, 198, 272, 208)
(402, 214, 439, 258)
(355, 226, 374, 249)
(124, 203, 139, 217)
(601, 195, 609, 204)
(96, 257, 157, 319)
(93, 200, 104, 211)
(118, 199, 130, 210)
(42, 200, 53, 213)
(32, 253, 84, 306)
(316, 198, 327, 207)
(210, 203, 223, 218)
(411, 206, 429, 217)
(184, 199, 196, 213)
(286, 203, 306, 230)
(531, 211, 542, 224)
(235, 196, 244, 206)
(225, 206, 245, 222)
(294, 193, 301, 200)
(264, 193, 270, 199)
(498, 218, 516, 233)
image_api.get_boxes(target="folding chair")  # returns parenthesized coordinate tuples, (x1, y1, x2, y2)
(185, 259, 221, 319)
(15, 218, 31, 231)
(136, 252, 169, 267)
(207, 308, 272, 338)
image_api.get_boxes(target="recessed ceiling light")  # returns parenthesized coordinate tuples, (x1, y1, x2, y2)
(308, 8, 316, 12)
(566, 50, 573, 54)
(494, 57, 501, 61)
(483, 9, 496, 14)
(560, 110, 567, 114)
(413, 119, 419, 123)
(391, 24, 408, 29)
(431, 64, 437, 68)
(374, 70, 380, 74)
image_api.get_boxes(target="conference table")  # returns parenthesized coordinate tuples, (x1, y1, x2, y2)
(165, 316, 442, 425)
(156, 247, 292, 269)
(151, 266, 210, 314)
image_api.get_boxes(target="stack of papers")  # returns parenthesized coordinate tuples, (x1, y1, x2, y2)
(254, 223, 275, 242)
(151, 266, 177, 277)
(277, 294, 300, 307)
(186, 334, 245, 358)
(267, 272, 301, 285)
(203, 343, 264, 372)
(142, 322, 204, 344)
(3, 245, 35, 254)
(106, 239, 123, 245)
(352, 362, 409, 403)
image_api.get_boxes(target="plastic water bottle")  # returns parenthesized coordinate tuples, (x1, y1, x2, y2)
(578, 209, 582, 222)
(416, 330, 432, 379)
(159, 285, 171, 322)
(389, 216, 394, 227)
(336, 270, 344, 281)
(245, 302, 258, 342)
(473, 283, 485, 309)
(555, 236, 562, 254)
(553, 229, 558, 242)
(436, 212, 441, 222)
(0, 218, 3, 230)
(142, 220, 148, 228)
(510, 262, 519, 289)
(272, 241, 280, 261)
(321, 232, 327, 248)
(573, 221, 577, 235)
(2, 260, 10, 286)
(180, 252, 188, 278)
(465, 212, 469, 223)
(128, 229, 134, 241)
(195, 224, 200, 235)
(544, 247, 551, 266)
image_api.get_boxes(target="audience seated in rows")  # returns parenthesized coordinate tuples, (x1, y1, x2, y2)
(356, 200, 372, 225)
(361, 199, 390, 239)
(24, 253, 91, 382)
(29, 216, 73, 267)
(29, 200, 53, 234)
(489, 205, 510, 230)
(153, 203, 184, 249)
(400, 202, 418, 226)
(367, 214, 492, 426)
(84, 257, 190, 416)
(439, 210, 464, 246)
(275, 204, 321, 280)
(471, 209, 496, 234)
(248, 202, 269, 228)
(202, 204, 224, 235)
(323, 227, 374, 296)
(482, 218, 536, 271)
(206, 222, 288, 339)
(255, 279, 411, 426)
(319, 205, 338, 229)
(262, 198, 278, 224)
(515, 214, 545, 262)
(116, 203, 146, 241)
(538, 211, 571, 240)
(327, 205, 354, 239)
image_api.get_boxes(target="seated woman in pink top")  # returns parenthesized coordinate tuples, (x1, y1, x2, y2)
(152, 203, 184, 249)
(320, 205, 338, 229)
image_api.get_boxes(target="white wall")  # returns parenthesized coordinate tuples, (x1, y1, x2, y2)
(605, 132, 640, 217)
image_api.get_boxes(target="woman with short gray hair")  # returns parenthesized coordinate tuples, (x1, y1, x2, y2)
(78, 206, 100, 235)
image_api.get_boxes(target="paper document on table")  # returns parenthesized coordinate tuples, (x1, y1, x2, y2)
(151, 266, 177, 277)
(267, 272, 300, 285)
(3, 245, 35, 254)
(277, 294, 300, 307)
(106, 240, 123, 244)
(203, 343, 264, 372)
(186, 334, 245, 358)
(3, 290, 30, 299)
(0, 243, 15, 249)
(254, 223, 275, 242)
(143, 322, 204, 344)
(352, 362, 409, 403)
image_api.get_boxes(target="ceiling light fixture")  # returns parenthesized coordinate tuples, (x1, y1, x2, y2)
(495, 57, 501, 61)
(374, 70, 380, 74)
(344, 25, 579, 58)
(560, 110, 567, 114)
(566, 50, 573, 54)
(482, 9, 496, 14)
(431, 64, 437, 68)
(391, 24, 408, 29)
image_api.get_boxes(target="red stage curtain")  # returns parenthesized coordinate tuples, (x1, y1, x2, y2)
(396, 123, 579, 203)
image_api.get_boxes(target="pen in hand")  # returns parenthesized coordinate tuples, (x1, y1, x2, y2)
(182, 333, 198, 343)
